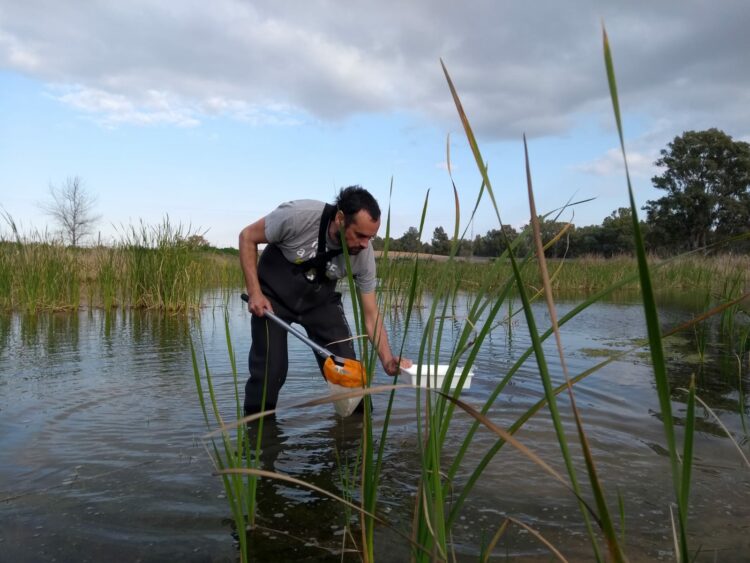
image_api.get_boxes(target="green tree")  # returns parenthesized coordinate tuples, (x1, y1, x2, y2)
(473, 226, 518, 257)
(644, 129, 750, 251)
(186, 234, 211, 249)
(599, 207, 635, 256)
(397, 226, 422, 253)
(568, 224, 601, 257)
(523, 218, 571, 258)
(483, 228, 507, 257)
(430, 226, 451, 255)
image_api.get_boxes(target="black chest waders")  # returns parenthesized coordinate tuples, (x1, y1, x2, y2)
(244, 206, 358, 415)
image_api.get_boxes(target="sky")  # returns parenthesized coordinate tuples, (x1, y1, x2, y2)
(1, 1, 749, 248)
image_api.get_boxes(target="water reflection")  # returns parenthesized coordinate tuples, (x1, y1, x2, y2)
(0, 313, 11, 358)
(0, 308, 235, 562)
(14, 311, 81, 352)
(242, 414, 366, 560)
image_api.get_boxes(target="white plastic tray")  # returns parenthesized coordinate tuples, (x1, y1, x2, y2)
(400, 364, 473, 389)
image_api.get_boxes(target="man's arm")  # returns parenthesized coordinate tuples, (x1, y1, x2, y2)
(239, 218, 272, 316)
(360, 291, 411, 376)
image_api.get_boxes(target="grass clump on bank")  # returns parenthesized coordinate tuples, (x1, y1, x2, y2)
(0, 214, 80, 313)
(0, 215, 243, 312)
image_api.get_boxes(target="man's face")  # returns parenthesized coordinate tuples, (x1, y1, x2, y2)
(341, 210, 380, 255)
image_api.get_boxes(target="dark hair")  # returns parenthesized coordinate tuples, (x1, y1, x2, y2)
(335, 185, 381, 226)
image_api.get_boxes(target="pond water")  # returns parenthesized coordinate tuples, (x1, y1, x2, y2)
(1, 291, 748, 562)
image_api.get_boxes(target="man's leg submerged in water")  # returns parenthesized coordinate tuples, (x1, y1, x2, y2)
(245, 308, 290, 415)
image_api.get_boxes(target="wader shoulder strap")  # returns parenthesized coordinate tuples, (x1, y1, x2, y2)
(317, 204, 340, 259)
(293, 203, 343, 281)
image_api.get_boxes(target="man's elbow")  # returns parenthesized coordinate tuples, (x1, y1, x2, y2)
(240, 221, 264, 248)
(239, 226, 252, 249)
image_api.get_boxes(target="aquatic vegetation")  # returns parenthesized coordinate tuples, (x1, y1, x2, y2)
(377, 254, 749, 300)
(0, 215, 242, 312)
(0, 213, 80, 312)
(192, 27, 750, 562)
(192, 307, 260, 563)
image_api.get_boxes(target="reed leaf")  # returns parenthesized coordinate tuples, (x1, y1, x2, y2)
(681, 376, 696, 515)
(689, 392, 750, 470)
(191, 333, 251, 561)
(480, 519, 509, 563)
(505, 517, 569, 563)
(441, 58, 604, 560)
(603, 25, 690, 560)
(525, 135, 625, 561)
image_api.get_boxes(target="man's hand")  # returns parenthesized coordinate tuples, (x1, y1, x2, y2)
(247, 291, 272, 317)
(239, 219, 270, 317)
(383, 356, 412, 376)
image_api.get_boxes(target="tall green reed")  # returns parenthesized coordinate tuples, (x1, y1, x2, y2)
(0, 241, 13, 310)
(604, 26, 695, 560)
(194, 27, 750, 563)
(192, 307, 263, 563)
(120, 218, 202, 310)
(1, 212, 243, 312)
(92, 245, 123, 310)
(0, 212, 80, 312)
(438, 59, 614, 560)
(377, 254, 748, 299)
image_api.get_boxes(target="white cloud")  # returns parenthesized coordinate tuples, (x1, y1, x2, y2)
(575, 148, 653, 178)
(46, 85, 306, 128)
(203, 97, 303, 126)
(1, 0, 748, 140)
(0, 29, 39, 71)
(48, 85, 201, 127)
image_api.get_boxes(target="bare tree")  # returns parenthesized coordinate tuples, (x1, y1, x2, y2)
(41, 176, 101, 247)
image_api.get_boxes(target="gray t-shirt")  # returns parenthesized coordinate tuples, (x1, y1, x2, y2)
(263, 199, 377, 293)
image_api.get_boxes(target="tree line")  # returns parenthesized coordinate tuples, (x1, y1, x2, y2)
(29, 128, 749, 257)
(373, 208, 646, 258)
(377, 128, 750, 257)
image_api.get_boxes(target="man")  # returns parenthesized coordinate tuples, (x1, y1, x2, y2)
(239, 185, 411, 415)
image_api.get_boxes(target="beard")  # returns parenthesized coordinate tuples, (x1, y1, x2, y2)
(348, 246, 362, 255)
